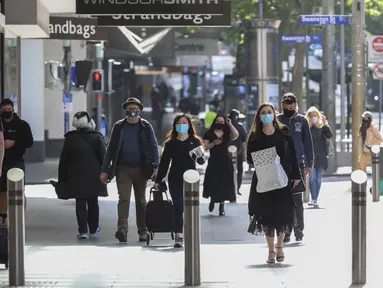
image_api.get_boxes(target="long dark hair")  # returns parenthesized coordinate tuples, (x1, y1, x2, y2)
(165, 113, 203, 146)
(206, 114, 231, 143)
(248, 102, 284, 141)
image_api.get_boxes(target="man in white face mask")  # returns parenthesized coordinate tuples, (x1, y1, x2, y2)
(100, 97, 160, 243)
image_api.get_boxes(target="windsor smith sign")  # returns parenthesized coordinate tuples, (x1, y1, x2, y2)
(76, 0, 225, 15)
(96, 0, 231, 26)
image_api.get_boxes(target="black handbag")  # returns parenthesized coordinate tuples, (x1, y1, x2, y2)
(50, 180, 71, 200)
(291, 179, 306, 193)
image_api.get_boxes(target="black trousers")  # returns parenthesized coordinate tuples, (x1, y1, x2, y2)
(286, 164, 305, 235)
(237, 152, 244, 190)
(75, 197, 99, 234)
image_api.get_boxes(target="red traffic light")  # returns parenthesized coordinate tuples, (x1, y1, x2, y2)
(93, 72, 101, 81)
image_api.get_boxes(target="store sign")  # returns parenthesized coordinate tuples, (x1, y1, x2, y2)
(175, 38, 218, 56)
(76, 0, 225, 15)
(49, 17, 109, 40)
(97, 1, 230, 26)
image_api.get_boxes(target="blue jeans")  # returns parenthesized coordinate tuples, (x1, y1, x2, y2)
(169, 182, 184, 233)
(309, 167, 325, 201)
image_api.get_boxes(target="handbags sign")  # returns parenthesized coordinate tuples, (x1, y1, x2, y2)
(76, 0, 225, 15)
(96, 1, 231, 27)
(49, 17, 108, 40)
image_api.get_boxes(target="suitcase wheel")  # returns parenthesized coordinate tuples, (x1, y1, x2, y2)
(171, 232, 174, 240)
(146, 233, 150, 246)
(150, 232, 154, 240)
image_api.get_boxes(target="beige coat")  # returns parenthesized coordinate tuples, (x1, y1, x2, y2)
(359, 124, 383, 170)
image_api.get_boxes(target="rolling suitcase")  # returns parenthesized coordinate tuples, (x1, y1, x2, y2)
(145, 187, 174, 245)
(0, 214, 8, 269)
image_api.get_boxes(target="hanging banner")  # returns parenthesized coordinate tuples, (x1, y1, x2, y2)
(97, 1, 231, 27)
(76, 0, 225, 15)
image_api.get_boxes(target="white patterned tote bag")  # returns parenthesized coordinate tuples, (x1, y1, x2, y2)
(251, 147, 289, 193)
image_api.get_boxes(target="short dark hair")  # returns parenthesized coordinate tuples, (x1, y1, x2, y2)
(0, 99, 14, 107)
(281, 92, 297, 104)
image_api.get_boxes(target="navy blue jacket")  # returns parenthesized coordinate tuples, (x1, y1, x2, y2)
(277, 112, 314, 167)
(102, 117, 159, 179)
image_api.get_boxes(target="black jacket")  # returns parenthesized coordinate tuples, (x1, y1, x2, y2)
(311, 125, 333, 169)
(102, 117, 159, 180)
(58, 128, 108, 199)
(2, 113, 33, 168)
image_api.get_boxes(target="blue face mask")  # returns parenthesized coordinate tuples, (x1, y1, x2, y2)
(175, 123, 189, 134)
(260, 114, 274, 125)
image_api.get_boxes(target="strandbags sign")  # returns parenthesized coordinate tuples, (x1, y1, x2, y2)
(97, 0, 230, 26)
(49, 17, 108, 40)
(76, 0, 225, 15)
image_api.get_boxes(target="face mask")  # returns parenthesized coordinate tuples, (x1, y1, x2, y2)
(260, 114, 274, 125)
(2, 111, 13, 120)
(175, 123, 189, 134)
(214, 130, 224, 138)
(362, 118, 371, 125)
(311, 117, 318, 124)
(283, 109, 295, 118)
(213, 123, 225, 130)
(126, 109, 139, 118)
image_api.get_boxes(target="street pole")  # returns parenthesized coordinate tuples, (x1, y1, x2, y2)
(95, 43, 103, 133)
(63, 40, 71, 134)
(322, 0, 337, 173)
(351, 0, 366, 171)
(379, 79, 382, 130)
(107, 59, 113, 138)
(340, 0, 346, 152)
(259, 0, 263, 18)
(306, 48, 310, 107)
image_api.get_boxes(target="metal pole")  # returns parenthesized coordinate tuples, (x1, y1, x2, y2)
(258, 0, 263, 18)
(379, 80, 382, 130)
(371, 145, 380, 202)
(228, 146, 238, 199)
(95, 43, 103, 133)
(107, 59, 113, 138)
(340, 0, 346, 152)
(16, 37, 21, 117)
(322, 0, 337, 173)
(351, 170, 367, 284)
(306, 48, 310, 108)
(351, 0, 366, 171)
(7, 168, 25, 286)
(183, 169, 201, 286)
(63, 40, 71, 134)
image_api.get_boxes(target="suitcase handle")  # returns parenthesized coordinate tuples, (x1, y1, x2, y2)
(149, 187, 169, 201)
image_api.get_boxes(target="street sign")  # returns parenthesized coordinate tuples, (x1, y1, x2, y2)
(373, 64, 383, 80)
(76, 0, 225, 15)
(300, 15, 351, 25)
(97, 0, 231, 27)
(280, 35, 322, 44)
(368, 36, 383, 63)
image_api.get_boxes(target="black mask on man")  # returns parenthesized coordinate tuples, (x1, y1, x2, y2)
(126, 109, 140, 118)
(2, 111, 13, 120)
(283, 109, 295, 118)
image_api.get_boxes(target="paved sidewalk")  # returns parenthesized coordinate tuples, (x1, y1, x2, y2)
(0, 179, 378, 287)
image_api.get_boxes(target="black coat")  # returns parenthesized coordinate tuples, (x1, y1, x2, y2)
(310, 125, 333, 169)
(58, 128, 108, 199)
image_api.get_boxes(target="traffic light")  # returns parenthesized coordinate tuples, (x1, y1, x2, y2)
(91, 69, 104, 92)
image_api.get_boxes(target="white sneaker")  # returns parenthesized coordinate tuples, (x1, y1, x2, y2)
(77, 233, 88, 240)
(313, 200, 319, 208)
(308, 200, 315, 206)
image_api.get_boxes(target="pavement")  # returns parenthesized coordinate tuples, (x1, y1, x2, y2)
(24, 158, 359, 185)
(0, 179, 380, 287)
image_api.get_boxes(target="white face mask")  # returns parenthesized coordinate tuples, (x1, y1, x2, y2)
(311, 117, 318, 124)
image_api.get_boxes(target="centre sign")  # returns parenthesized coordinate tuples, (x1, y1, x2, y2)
(76, 0, 225, 15)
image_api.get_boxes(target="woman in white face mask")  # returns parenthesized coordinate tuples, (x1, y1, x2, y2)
(305, 107, 333, 208)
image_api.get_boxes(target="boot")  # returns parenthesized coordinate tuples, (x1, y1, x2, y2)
(219, 203, 225, 216)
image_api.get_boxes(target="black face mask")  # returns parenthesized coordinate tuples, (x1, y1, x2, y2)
(2, 111, 13, 120)
(126, 109, 140, 118)
(362, 119, 371, 126)
(212, 123, 225, 130)
(283, 109, 295, 118)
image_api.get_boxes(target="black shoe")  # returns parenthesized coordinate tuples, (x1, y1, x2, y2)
(295, 230, 304, 242)
(237, 191, 242, 196)
(138, 233, 147, 242)
(283, 234, 291, 243)
(219, 203, 225, 216)
(115, 230, 127, 243)
(209, 202, 214, 212)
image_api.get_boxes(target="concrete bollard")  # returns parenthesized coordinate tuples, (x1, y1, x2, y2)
(371, 145, 380, 202)
(351, 170, 367, 285)
(7, 168, 25, 287)
(183, 170, 201, 286)
(228, 145, 238, 200)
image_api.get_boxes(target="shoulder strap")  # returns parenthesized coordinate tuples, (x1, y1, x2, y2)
(80, 133, 101, 165)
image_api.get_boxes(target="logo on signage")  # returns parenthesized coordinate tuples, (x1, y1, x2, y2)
(49, 20, 96, 39)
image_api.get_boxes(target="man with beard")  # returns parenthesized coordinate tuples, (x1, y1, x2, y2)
(0, 98, 33, 213)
